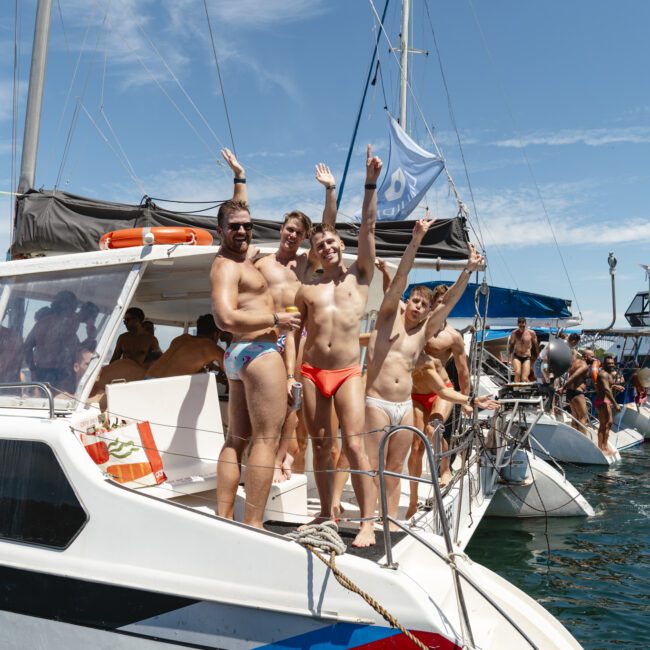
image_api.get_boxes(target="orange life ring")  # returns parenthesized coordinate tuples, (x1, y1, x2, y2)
(99, 227, 213, 250)
(591, 359, 601, 385)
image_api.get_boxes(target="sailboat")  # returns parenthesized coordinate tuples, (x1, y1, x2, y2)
(0, 1, 586, 647)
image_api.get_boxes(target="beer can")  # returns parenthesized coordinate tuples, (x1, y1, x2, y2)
(290, 382, 303, 412)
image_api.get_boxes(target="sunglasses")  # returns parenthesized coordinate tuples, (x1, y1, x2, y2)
(227, 223, 253, 232)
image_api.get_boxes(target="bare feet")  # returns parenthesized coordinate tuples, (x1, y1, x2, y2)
(352, 523, 376, 548)
(331, 502, 345, 520)
(298, 512, 330, 531)
(439, 470, 453, 487)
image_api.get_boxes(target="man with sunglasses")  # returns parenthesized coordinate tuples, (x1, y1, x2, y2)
(220, 148, 337, 483)
(211, 198, 301, 530)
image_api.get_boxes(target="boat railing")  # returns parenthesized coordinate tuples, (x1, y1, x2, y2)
(0, 382, 55, 418)
(376, 424, 538, 650)
(481, 347, 512, 384)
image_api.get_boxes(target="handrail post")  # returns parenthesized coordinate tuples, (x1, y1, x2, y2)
(0, 382, 55, 418)
(377, 424, 476, 648)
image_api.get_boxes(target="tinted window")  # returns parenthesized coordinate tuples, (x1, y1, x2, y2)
(0, 440, 87, 548)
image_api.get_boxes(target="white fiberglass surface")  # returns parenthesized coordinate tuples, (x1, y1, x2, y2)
(0, 266, 133, 401)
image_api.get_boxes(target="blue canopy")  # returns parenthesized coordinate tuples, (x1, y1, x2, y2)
(404, 282, 572, 320)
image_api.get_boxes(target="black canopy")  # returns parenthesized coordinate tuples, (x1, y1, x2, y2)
(13, 189, 471, 259)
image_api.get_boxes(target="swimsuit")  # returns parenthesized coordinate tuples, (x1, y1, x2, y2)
(411, 381, 454, 414)
(300, 362, 361, 398)
(594, 396, 612, 409)
(276, 329, 307, 354)
(566, 388, 585, 402)
(365, 396, 412, 427)
(514, 354, 531, 363)
(224, 341, 279, 381)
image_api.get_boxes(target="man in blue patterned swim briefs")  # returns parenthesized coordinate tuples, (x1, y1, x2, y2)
(210, 193, 300, 529)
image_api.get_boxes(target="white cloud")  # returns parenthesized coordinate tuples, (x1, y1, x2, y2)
(205, 0, 328, 29)
(493, 126, 650, 148)
(472, 185, 650, 248)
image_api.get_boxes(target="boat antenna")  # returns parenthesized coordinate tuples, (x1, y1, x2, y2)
(398, 0, 410, 128)
(599, 252, 617, 333)
(18, 0, 53, 194)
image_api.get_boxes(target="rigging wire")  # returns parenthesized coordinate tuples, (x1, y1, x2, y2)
(423, 0, 519, 289)
(78, 101, 147, 196)
(466, 0, 583, 318)
(55, 0, 114, 190)
(10, 0, 22, 249)
(337, 0, 391, 210)
(203, 0, 237, 155)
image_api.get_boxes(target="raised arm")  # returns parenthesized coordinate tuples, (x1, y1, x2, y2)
(221, 148, 247, 204)
(451, 330, 471, 395)
(424, 244, 483, 338)
(315, 163, 337, 227)
(379, 215, 435, 317)
(210, 259, 300, 333)
(357, 144, 383, 280)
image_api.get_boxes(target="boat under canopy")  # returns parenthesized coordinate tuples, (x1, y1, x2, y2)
(12, 188, 471, 260)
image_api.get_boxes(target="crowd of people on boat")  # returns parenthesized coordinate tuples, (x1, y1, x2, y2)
(506, 322, 647, 456)
(207, 147, 499, 547)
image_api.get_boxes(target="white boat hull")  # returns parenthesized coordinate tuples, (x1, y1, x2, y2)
(486, 452, 595, 518)
(619, 403, 650, 439)
(530, 413, 620, 465)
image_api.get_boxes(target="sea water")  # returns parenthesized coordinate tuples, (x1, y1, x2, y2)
(467, 443, 650, 650)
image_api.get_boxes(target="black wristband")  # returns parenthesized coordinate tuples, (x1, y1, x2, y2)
(325, 184, 336, 190)
(365, 183, 377, 190)
(234, 177, 246, 184)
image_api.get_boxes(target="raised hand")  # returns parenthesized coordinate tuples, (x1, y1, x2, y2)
(221, 148, 245, 178)
(365, 144, 383, 184)
(315, 163, 335, 188)
(413, 212, 436, 238)
(466, 243, 484, 272)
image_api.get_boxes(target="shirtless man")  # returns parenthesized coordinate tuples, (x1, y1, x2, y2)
(221, 148, 337, 482)
(146, 314, 224, 379)
(363, 217, 486, 527)
(294, 146, 382, 547)
(211, 199, 301, 529)
(109, 307, 161, 367)
(408, 285, 472, 510)
(558, 349, 590, 433)
(508, 317, 539, 382)
(595, 355, 622, 454)
(23, 289, 80, 390)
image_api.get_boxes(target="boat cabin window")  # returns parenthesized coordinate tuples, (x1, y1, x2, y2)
(0, 440, 87, 549)
(0, 266, 132, 402)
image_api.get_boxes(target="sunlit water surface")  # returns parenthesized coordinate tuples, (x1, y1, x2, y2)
(467, 443, 650, 650)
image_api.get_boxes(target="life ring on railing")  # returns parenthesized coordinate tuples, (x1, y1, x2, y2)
(99, 227, 213, 250)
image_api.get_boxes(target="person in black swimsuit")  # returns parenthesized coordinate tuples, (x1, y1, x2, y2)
(508, 317, 539, 382)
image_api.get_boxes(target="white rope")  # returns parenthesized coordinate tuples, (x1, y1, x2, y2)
(286, 520, 347, 555)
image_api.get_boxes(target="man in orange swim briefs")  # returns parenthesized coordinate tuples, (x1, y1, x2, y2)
(294, 145, 382, 548)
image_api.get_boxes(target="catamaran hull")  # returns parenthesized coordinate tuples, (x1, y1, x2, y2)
(618, 403, 650, 439)
(0, 565, 456, 650)
(530, 414, 619, 465)
(486, 452, 594, 518)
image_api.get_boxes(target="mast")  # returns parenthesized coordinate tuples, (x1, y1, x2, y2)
(399, 0, 410, 127)
(18, 0, 53, 194)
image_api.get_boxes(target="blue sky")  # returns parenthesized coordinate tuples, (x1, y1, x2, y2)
(1, 0, 649, 327)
